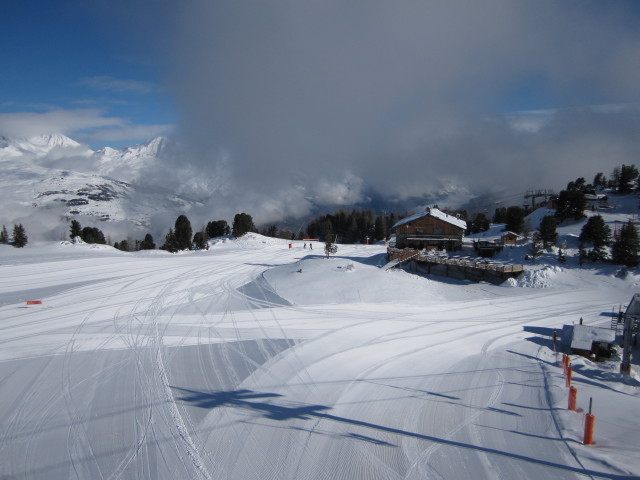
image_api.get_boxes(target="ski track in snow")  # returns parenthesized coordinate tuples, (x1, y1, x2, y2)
(0, 240, 638, 479)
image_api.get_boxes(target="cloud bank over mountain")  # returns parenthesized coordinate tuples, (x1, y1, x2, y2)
(107, 0, 640, 217)
(5, 1, 640, 231)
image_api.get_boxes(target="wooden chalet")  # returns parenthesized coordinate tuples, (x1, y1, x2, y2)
(392, 207, 466, 251)
(501, 231, 521, 245)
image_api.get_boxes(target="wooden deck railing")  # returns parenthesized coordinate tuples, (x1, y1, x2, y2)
(388, 248, 524, 274)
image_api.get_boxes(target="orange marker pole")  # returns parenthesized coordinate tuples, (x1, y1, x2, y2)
(584, 397, 595, 445)
(566, 364, 572, 387)
(568, 386, 577, 411)
(584, 414, 595, 445)
(26, 300, 42, 305)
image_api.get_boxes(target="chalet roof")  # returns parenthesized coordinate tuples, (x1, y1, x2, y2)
(392, 207, 467, 231)
(570, 324, 615, 351)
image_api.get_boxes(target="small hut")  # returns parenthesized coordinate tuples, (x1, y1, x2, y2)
(569, 324, 616, 359)
(501, 231, 521, 246)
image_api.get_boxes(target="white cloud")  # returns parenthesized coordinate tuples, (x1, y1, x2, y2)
(0, 108, 173, 145)
(77, 124, 174, 143)
(0, 109, 122, 138)
(136, 0, 640, 202)
(505, 109, 556, 133)
(310, 174, 368, 206)
(77, 76, 156, 95)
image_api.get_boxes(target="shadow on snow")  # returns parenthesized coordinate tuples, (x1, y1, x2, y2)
(171, 386, 635, 479)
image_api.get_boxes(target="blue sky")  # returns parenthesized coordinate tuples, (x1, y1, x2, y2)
(2, 1, 640, 207)
(0, 1, 174, 147)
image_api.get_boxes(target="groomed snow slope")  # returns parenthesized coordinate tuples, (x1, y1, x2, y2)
(0, 235, 638, 479)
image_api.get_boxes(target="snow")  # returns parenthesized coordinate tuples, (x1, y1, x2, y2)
(1, 231, 639, 479)
(392, 207, 468, 230)
(570, 325, 616, 351)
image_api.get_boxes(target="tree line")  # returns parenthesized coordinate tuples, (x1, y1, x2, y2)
(0, 224, 28, 248)
(524, 213, 640, 267)
(65, 214, 253, 253)
(4, 162, 639, 261)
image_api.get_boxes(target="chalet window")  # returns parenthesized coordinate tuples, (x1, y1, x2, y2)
(416, 228, 424, 234)
(434, 227, 444, 234)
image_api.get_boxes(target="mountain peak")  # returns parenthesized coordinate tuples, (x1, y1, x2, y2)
(29, 133, 82, 149)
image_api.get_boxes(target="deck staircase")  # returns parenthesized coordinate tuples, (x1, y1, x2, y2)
(611, 311, 622, 332)
(382, 249, 421, 271)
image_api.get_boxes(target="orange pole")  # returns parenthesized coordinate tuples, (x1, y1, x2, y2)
(584, 413, 595, 445)
(566, 365, 572, 387)
(568, 386, 577, 411)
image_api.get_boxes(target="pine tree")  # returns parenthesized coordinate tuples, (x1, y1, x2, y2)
(263, 225, 278, 237)
(538, 215, 558, 249)
(470, 213, 490, 234)
(174, 215, 193, 250)
(593, 172, 606, 189)
(579, 215, 611, 262)
(206, 220, 230, 238)
(324, 234, 338, 259)
(69, 219, 82, 239)
(566, 177, 587, 192)
(618, 164, 639, 194)
(578, 242, 586, 266)
(611, 220, 640, 267)
(374, 216, 388, 242)
(192, 229, 209, 250)
(527, 232, 543, 261)
(232, 213, 256, 238)
(81, 227, 106, 244)
(505, 206, 525, 234)
(12, 224, 28, 248)
(609, 166, 621, 190)
(139, 233, 155, 250)
(555, 189, 587, 223)
(161, 228, 179, 252)
(0, 225, 8, 243)
(493, 207, 507, 224)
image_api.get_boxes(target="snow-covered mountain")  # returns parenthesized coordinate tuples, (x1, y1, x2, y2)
(0, 133, 89, 159)
(93, 136, 170, 183)
(0, 134, 198, 239)
(0, 133, 168, 183)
